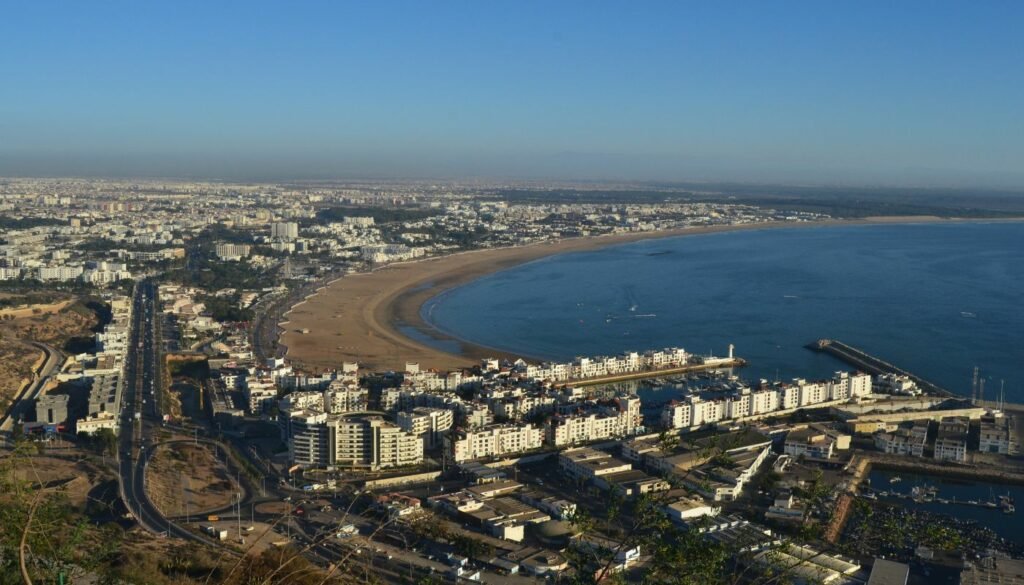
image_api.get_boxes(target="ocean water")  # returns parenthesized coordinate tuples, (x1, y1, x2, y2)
(422, 223, 1024, 401)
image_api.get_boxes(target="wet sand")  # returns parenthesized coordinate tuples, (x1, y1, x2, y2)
(278, 216, 982, 373)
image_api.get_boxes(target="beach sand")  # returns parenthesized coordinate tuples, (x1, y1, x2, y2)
(279, 217, 971, 373)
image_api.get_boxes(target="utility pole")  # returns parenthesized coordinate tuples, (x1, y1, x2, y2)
(237, 492, 242, 543)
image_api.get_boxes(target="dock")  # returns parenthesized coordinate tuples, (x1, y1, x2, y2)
(807, 339, 954, 397)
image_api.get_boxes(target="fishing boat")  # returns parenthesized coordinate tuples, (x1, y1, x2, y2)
(1000, 494, 1016, 514)
(889, 476, 902, 484)
(911, 486, 937, 502)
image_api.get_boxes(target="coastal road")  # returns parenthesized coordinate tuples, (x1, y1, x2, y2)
(251, 270, 346, 363)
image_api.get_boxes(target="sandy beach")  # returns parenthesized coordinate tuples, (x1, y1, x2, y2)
(279, 216, 974, 373)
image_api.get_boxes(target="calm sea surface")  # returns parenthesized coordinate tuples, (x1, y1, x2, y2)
(423, 223, 1024, 401)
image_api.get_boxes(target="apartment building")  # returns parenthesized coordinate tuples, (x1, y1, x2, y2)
(524, 347, 689, 383)
(36, 265, 84, 281)
(661, 371, 872, 431)
(214, 243, 251, 261)
(333, 417, 423, 469)
(271, 222, 299, 239)
(243, 377, 277, 413)
(396, 406, 454, 449)
(324, 383, 369, 414)
(446, 423, 544, 462)
(546, 396, 641, 447)
(286, 413, 424, 470)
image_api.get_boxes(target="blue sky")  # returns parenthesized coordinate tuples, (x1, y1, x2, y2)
(1, 1, 1022, 185)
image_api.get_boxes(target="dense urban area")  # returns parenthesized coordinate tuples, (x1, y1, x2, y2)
(2, 178, 1022, 585)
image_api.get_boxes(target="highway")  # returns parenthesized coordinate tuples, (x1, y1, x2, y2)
(115, 281, 521, 582)
(117, 281, 232, 547)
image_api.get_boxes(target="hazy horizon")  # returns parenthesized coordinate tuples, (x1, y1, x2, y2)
(3, 2, 1023, 187)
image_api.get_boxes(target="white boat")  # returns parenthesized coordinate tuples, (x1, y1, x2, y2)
(889, 476, 902, 484)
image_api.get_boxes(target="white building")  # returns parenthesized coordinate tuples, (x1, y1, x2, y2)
(324, 382, 369, 413)
(37, 265, 84, 281)
(873, 421, 928, 457)
(76, 411, 118, 435)
(214, 243, 251, 261)
(558, 448, 633, 482)
(980, 415, 1017, 455)
(664, 496, 721, 524)
(934, 418, 969, 462)
(546, 396, 641, 447)
(243, 377, 277, 413)
(396, 407, 454, 449)
(287, 413, 424, 470)
(447, 423, 544, 462)
(271, 222, 299, 240)
(783, 426, 849, 460)
(661, 371, 871, 431)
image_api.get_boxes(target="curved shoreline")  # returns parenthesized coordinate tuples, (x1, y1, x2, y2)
(280, 216, 1015, 372)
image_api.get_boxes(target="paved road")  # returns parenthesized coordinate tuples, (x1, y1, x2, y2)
(0, 341, 62, 433)
(251, 270, 345, 363)
(117, 281, 532, 583)
(116, 281, 235, 548)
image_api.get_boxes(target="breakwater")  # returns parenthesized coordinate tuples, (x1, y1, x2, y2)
(808, 339, 954, 397)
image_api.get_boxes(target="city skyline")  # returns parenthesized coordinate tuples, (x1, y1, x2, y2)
(3, 1, 1024, 187)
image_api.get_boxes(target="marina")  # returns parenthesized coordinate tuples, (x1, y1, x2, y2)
(865, 469, 1024, 543)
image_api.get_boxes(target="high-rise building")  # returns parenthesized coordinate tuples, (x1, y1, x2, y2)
(286, 413, 423, 470)
(271, 222, 299, 240)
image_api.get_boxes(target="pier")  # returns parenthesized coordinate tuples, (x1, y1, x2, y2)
(807, 339, 954, 397)
(866, 487, 1012, 511)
